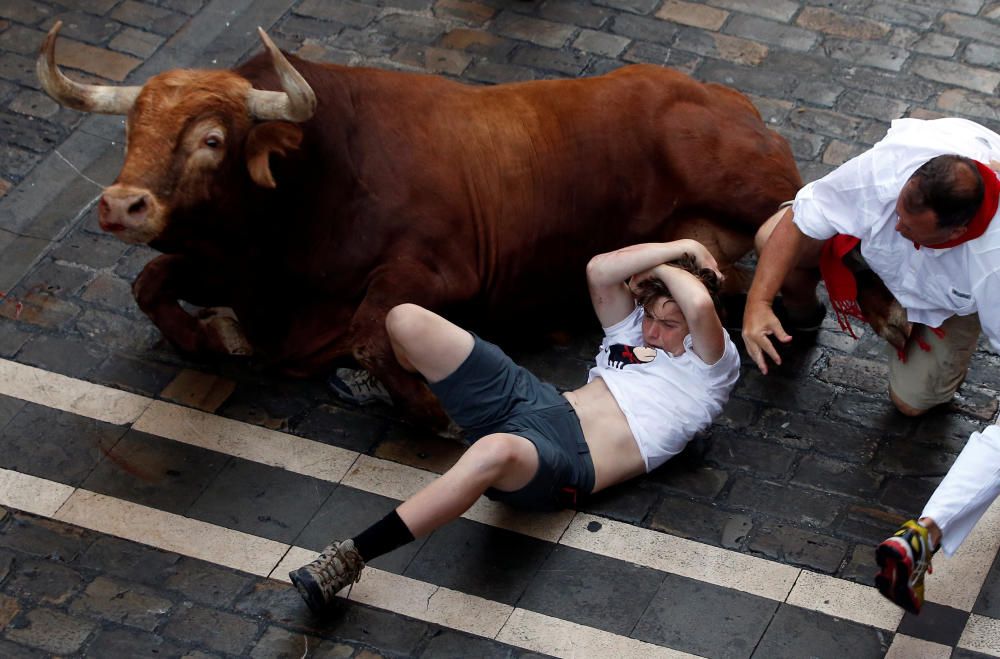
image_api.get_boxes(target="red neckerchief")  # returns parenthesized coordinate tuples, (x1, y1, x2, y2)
(819, 161, 999, 340)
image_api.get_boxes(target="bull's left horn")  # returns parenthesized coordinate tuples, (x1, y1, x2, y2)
(246, 27, 317, 123)
(36, 21, 140, 114)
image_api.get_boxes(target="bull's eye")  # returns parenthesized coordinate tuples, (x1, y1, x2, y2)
(204, 134, 222, 148)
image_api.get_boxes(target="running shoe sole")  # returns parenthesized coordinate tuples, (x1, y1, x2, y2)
(875, 540, 921, 614)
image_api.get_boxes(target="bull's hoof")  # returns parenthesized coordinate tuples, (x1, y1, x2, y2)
(198, 308, 253, 356)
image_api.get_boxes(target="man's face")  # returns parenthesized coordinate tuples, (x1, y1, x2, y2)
(641, 297, 689, 356)
(895, 178, 967, 246)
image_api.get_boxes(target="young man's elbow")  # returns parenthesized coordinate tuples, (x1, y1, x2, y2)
(586, 254, 613, 286)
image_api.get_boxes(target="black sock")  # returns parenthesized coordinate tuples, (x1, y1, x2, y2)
(351, 509, 415, 562)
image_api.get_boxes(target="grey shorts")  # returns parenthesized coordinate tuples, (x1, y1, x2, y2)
(429, 336, 596, 511)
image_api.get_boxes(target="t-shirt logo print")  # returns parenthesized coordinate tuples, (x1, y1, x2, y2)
(607, 344, 657, 369)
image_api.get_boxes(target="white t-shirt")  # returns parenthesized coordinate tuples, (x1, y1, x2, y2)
(792, 117, 1000, 352)
(587, 306, 740, 472)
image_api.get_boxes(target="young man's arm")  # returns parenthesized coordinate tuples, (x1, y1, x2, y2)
(586, 240, 721, 328)
(649, 263, 726, 363)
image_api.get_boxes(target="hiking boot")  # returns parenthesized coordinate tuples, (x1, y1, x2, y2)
(328, 368, 392, 406)
(875, 519, 935, 614)
(289, 539, 365, 614)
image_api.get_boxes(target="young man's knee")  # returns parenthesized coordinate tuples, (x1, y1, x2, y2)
(386, 303, 432, 345)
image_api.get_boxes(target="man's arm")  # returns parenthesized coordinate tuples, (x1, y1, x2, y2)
(742, 208, 823, 374)
(650, 263, 726, 363)
(586, 240, 720, 328)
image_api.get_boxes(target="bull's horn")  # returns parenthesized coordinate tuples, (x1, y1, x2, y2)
(246, 27, 317, 123)
(36, 21, 140, 114)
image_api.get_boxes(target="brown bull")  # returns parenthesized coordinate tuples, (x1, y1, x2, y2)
(38, 23, 801, 428)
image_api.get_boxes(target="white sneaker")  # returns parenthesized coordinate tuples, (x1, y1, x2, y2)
(327, 368, 392, 406)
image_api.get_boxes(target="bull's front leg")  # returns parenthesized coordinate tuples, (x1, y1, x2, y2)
(133, 254, 251, 356)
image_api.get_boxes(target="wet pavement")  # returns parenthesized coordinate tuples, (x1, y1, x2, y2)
(1, 0, 1000, 656)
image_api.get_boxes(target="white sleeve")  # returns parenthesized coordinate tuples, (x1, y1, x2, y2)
(602, 305, 643, 344)
(973, 271, 1000, 353)
(792, 148, 886, 241)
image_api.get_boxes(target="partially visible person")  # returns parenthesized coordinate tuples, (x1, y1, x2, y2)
(288, 240, 740, 613)
(741, 117, 1000, 614)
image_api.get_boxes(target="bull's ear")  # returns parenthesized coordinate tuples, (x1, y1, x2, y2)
(245, 122, 303, 188)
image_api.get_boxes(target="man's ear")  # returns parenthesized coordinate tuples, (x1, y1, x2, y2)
(245, 122, 303, 188)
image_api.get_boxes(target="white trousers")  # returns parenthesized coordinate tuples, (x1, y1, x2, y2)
(921, 423, 1000, 555)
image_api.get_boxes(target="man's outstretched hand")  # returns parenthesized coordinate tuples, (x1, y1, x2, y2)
(741, 299, 792, 374)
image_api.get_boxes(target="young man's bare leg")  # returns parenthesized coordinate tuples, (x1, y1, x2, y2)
(385, 303, 474, 382)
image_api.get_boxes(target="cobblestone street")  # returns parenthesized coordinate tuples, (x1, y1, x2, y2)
(1, 0, 1000, 656)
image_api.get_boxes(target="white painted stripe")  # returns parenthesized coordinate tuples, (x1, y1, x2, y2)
(0, 470, 74, 517)
(926, 498, 1000, 611)
(884, 633, 951, 659)
(496, 608, 702, 659)
(3, 357, 998, 630)
(561, 514, 800, 602)
(133, 400, 358, 483)
(343, 455, 576, 543)
(0, 358, 151, 424)
(54, 489, 287, 577)
(0, 469, 696, 657)
(958, 614, 1000, 657)
(785, 570, 904, 631)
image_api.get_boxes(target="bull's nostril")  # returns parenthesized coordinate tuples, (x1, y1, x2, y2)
(128, 197, 147, 216)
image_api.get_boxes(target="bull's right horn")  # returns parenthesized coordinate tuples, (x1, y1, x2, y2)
(246, 27, 317, 123)
(37, 21, 140, 114)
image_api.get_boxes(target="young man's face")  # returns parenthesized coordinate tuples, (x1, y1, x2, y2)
(642, 297, 689, 356)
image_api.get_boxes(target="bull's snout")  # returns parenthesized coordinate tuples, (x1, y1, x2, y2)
(97, 186, 162, 243)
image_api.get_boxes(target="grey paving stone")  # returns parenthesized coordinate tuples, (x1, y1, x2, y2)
(3, 557, 86, 605)
(792, 455, 883, 498)
(76, 535, 181, 586)
(91, 354, 179, 397)
(162, 603, 259, 655)
(250, 625, 353, 659)
(634, 572, 778, 659)
(19, 260, 94, 298)
(0, 512, 95, 563)
(163, 556, 253, 609)
(974, 548, 1000, 618)
(594, 0, 659, 14)
(493, 12, 576, 49)
(81, 429, 231, 515)
(757, 409, 878, 464)
(294, 0, 377, 28)
(81, 626, 191, 658)
(0, 638, 49, 659)
(0, 393, 25, 430)
(292, 404, 389, 453)
(879, 475, 941, 516)
(873, 436, 957, 477)
(519, 544, 663, 635)
(726, 478, 841, 528)
(752, 603, 890, 658)
(706, 429, 797, 477)
(539, 1, 611, 29)
(69, 575, 174, 631)
(736, 369, 837, 413)
(910, 412, 985, 453)
(650, 497, 752, 549)
(0, 1, 54, 25)
(609, 13, 677, 45)
(648, 459, 730, 499)
(233, 579, 315, 628)
(580, 479, 658, 524)
(186, 458, 335, 544)
(748, 523, 848, 573)
(896, 601, 968, 648)
(953, 649, 1000, 659)
(39, 11, 121, 45)
(419, 627, 527, 658)
(0, 403, 124, 486)
(295, 485, 428, 575)
(406, 518, 553, 606)
(50, 229, 129, 270)
(839, 544, 879, 586)
(76, 308, 164, 353)
(312, 599, 431, 655)
(109, 26, 165, 57)
(5, 607, 97, 655)
(16, 334, 106, 379)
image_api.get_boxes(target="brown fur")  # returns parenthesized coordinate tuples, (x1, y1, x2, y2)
(94, 54, 802, 429)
